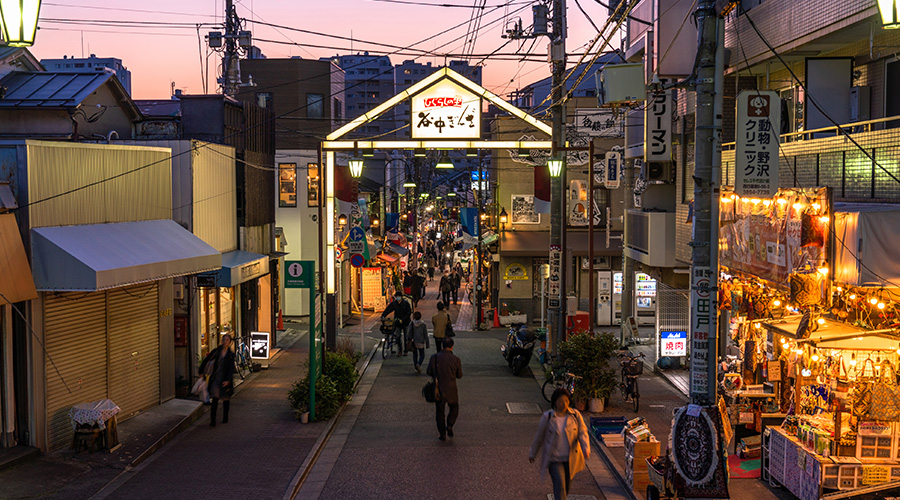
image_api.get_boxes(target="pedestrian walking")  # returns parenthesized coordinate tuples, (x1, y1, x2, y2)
(382, 292, 413, 355)
(407, 311, 430, 373)
(199, 334, 236, 427)
(439, 270, 452, 305)
(528, 389, 591, 500)
(410, 270, 423, 307)
(426, 337, 462, 441)
(402, 270, 412, 296)
(431, 301, 451, 352)
(450, 269, 461, 305)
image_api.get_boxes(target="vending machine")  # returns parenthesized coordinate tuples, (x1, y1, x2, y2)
(611, 272, 658, 326)
(596, 270, 613, 326)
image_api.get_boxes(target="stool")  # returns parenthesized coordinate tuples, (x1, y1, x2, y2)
(72, 425, 103, 453)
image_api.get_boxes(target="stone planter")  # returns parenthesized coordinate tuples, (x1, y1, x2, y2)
(588, 398, 605, 413)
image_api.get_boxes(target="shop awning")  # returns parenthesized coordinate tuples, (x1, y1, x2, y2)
(201, 250, 269, 288)
(387, 242, 409, 256)
(499, 230, 623, 257)
(377, 253, 398, 263)
(31, 219, 221, 291)
(0, 213, 38, 303)
(762, 315, 900, 351)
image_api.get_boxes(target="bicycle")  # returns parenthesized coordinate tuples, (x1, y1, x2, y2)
(380, 317, 403, 359)
(618, 351, 646, 412)
(541, 356, 581, 403)
(234, 335, 253, 380)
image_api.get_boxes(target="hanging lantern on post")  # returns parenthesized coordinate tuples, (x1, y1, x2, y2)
(0, 0, 43, 47)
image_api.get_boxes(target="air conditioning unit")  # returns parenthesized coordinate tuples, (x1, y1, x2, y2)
(174, 283, 184, 300)
(642, 161, 674, 183)
(598, 63, 645, 106)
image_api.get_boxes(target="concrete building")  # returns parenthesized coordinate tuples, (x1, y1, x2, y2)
(324, 52, 395, 138)
(40, 54, 132, 95)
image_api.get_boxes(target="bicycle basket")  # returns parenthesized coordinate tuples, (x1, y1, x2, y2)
(624, 359, 644, 376)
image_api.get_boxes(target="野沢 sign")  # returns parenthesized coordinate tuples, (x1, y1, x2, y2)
(410, 78, 481, 139)
(250, 332, 270, 359)
(735, 90, 781, 197)
(660, 330, 687, 357)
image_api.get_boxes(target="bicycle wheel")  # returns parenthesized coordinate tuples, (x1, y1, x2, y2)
(632, 389, 640, 412)
(542, 378, 558, 403)
(234, 356, 247, 380)
(381, 336, 389, 359)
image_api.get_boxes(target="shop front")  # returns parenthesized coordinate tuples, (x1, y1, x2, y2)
(196, 250, 270, 360)
(30, 219, 220, 451)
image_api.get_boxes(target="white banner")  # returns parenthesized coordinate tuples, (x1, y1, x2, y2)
(735, 91, 781, 197)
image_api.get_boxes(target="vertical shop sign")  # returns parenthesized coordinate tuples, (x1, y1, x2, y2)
(735, 91, 781, 197)
(605, 151, 621, 189)
(690, 266, 712, 399)
(645, 90, 672, 162)
(548, 245, 562, 308)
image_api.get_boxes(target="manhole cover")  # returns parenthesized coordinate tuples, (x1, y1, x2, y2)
(506, 402, 543, 414)
(548, 495, 597, 500)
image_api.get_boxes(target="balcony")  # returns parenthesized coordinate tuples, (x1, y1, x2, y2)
(624, 209, 675, 267)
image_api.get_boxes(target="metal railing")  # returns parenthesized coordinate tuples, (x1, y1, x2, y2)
(722, 114, 900, 151)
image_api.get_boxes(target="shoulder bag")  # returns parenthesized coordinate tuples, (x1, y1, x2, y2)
(422, 356, 441, 403)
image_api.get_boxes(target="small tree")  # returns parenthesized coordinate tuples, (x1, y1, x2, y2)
(559, 331, 619, 401)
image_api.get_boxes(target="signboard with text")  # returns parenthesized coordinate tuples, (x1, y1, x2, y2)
(605, 151, 621, 189)
(645, 90, 672, 163)
(548, 245, 562, 308)
(690, 266, 712, 399)
(660, 330, 687, 357)
(285, 260, 314, 288)
(410, 78, 481, 139)
(735, 91, 781, 197)
(250, 331, 270, 359)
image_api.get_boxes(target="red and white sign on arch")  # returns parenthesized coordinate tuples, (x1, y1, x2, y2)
(410, 79, 481, 140)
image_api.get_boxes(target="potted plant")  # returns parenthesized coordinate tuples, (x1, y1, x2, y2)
(559, 331, 619, 413)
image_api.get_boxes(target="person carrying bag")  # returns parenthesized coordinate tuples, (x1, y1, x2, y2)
(529, 388, 591, 500)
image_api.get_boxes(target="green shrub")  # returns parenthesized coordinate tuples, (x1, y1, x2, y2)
(559, 331, 619, 400)
(287, 374, 342, 421)
(335, 337, 363, 364)
(323, 351, 359, 400)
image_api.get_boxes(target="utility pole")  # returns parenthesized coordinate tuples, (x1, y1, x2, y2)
(549, 0, 568, 353)
(209, 0, 254, 96)
(621, 156, 635, 346)
(689, 0, 724, 406)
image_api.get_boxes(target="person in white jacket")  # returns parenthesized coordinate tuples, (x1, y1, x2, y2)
(529, 388, 591, 500)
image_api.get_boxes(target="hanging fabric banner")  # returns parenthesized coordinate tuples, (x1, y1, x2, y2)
(385, 213, 399, 232)
(534, 166, 551, 214)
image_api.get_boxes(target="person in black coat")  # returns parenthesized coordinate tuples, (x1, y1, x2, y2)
(382, 292, 413, 354)
(426, 337, 463, 441)
(200, 334, 236, 427)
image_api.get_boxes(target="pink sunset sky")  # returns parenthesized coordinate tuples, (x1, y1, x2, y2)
(29, 0, 621, 100)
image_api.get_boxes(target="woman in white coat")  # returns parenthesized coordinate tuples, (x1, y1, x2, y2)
(529, 388, 591, 500)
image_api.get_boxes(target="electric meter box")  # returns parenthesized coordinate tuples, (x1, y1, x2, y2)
(598, 63, 645, 105)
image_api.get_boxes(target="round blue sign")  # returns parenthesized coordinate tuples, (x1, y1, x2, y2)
(350, 254, 365, 268)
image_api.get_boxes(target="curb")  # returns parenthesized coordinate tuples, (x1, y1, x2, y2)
(591, 433, 641, 500)
(282, 338, 381, 500)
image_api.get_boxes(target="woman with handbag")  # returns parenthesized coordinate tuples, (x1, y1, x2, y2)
(200, 334, 236, 427)
(529, 389, 591, 500)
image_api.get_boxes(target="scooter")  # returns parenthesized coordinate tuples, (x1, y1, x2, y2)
(501, 324, 536, 376)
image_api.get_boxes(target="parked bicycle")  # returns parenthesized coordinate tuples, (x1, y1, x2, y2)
(541, 356, 581, 403)
(618, 351, 646, 412)
(380, 317, 403, 359)
(234, 334, 253, 380)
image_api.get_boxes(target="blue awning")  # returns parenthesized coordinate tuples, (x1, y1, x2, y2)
(199, 250, 269, 288)
(387, 242, 409, 256)
(31, 219, 221, 291)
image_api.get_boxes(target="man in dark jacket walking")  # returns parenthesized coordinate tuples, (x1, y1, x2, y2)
(426, 337, 463, 441)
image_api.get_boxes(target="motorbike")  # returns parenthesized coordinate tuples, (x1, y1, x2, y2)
(500, 324, 536, 376)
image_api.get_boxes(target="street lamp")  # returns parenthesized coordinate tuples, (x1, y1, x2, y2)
(371, 216, 380, 228)
(0, 0, 42, 47)
(879, 0, 900, 28)
(402, 177, 416, 188)
(435, 153, 454, 169)
(548, 158, 564, 177)
(499, 207, 509, 227)
(348, 157, 364, 178)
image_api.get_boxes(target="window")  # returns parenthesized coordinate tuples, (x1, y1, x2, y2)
(279, 163, 297, 207)
(256, 92, 273, 109)
(307, 93, 324, 119)
(333, 98, 342, 121)
(307, 163, 319, 207)
(404, 69, 411, 74)
(74, 63, 84, 68)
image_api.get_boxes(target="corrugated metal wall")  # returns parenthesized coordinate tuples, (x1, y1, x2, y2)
(121, 139, 237, 253)
(26, 141, 172, 228)
(192, 141, 238, 253)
